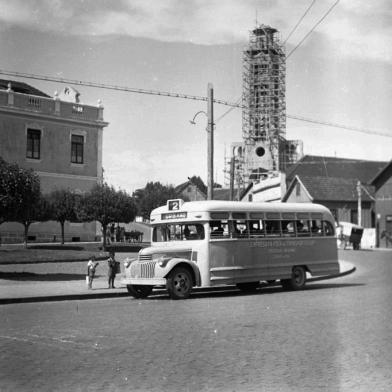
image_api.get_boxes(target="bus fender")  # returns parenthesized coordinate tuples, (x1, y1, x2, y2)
(163, 258, 201, 286)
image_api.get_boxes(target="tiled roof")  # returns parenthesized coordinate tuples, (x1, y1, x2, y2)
(286, 155, 388, 184)
(213, 188, 234, 200)
(0, 79, 50, 98)
(370, 160, 392, 190)
(297, 176, 374, 202)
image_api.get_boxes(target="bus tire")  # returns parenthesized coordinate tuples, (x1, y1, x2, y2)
(236, 282, 259, 292)
(127, 284, 153, 299)
(281, 266, 306, 291)
(166, 266, 193, 300)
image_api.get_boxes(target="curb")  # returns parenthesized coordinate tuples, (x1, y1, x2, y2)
(0, 291, 130, 305)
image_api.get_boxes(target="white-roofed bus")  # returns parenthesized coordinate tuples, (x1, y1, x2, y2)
(122, 199, 339, 299)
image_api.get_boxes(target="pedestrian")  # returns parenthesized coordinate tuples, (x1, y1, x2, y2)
(107, 251, 117, 288)
(87, 256, 99, 290)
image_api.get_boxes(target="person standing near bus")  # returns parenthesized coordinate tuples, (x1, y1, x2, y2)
(107, 251, 117, 288)
(87, 256, 99, 290)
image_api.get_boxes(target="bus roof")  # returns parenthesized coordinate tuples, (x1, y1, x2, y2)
(151, 200, 332, 217)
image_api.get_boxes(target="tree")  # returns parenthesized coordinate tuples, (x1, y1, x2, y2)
(0, 159, 49, 247)
(133, 182, 181, 220)
(47, 189, 78, 244)
(81, 183, 137, 249)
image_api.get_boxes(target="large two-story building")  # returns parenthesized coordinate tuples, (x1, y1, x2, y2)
(0, 80, 108, 243)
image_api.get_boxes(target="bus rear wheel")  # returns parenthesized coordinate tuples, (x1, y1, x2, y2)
(127, 284, 153, 299)
(166, 267, 193, 300)
(236, 282, 259, 292)
(281, 266, 306, 291)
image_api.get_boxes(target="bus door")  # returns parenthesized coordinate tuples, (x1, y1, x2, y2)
(208, 214, 235, 285)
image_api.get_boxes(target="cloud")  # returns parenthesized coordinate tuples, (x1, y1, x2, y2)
(0, 0, 390, 62)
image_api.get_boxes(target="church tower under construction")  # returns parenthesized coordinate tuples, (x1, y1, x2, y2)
(239, 24, 302, 186)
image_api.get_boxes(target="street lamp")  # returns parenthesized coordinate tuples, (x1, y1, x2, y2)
(189, 83, 214, 200)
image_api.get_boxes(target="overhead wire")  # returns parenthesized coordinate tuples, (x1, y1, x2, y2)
(283, 0, 317, 44)
(0, 67, 390, 138)
(286, 0, 340, 59)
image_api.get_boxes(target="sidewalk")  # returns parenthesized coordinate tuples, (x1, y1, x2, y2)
(0, 260, 356, 305)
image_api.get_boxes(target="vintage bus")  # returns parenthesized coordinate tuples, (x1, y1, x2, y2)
(122, 199, 339, 299)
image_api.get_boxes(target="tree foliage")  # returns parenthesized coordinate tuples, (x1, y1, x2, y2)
(0, 158, 50, 246)
(47, 189, 79, 244)
(81, 183, 137, 248)
(133, 182, 181, 220)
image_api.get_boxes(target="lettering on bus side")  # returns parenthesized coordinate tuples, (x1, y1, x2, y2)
(249, 239, 316, 248)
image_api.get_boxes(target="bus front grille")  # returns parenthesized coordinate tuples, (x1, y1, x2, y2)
(131, 261, 156, 278)
(139, 254, 152, 261)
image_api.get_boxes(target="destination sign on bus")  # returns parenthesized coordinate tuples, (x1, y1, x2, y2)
(162, 212, 187, 220)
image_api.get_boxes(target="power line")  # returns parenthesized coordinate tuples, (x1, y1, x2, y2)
(0, 68, 236, 108)
(1, 68, 390, 138)
(286, 0, 340, 59)
(283, 0, 317, 44)
(216, 97, 242, 123)
(288, 114, 392, 138)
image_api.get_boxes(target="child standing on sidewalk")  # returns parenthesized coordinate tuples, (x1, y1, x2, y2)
(87, 256, 99, 289)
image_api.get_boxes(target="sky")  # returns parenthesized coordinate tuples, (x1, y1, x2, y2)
(0, 0, 391, 193)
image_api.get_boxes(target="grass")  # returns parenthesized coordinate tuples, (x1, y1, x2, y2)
(0, 243, 108, 264)
(0, 242, 148, 264)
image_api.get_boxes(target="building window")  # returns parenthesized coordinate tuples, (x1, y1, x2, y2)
(26, 129, 41, 159)
(71, 134, 84, 164)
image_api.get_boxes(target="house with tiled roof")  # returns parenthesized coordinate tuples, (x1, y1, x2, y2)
(283, 175, 375, 227)
(283, 155, 389, 230)
(175, 180, 206, 201)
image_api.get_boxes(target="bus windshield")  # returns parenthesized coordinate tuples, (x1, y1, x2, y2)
(153, 223, 205, 242)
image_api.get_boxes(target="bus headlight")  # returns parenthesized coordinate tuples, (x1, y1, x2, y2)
(152, 254, 171, 267)
(124, 258, 136, 268)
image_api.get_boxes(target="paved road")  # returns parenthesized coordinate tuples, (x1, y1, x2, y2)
(0, 250, 391, 392)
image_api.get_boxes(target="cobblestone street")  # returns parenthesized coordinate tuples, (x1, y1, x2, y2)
(1, 250, 392, 391)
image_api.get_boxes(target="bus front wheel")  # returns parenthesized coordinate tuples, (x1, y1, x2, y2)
(281, 266, 306, 291)
(166, 266, 193, 300)
(127, 284, 153, 299)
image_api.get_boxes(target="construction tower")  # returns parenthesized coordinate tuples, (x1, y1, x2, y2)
(241, 25, 286, 184)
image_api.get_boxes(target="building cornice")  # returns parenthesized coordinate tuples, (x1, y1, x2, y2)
(0, 106, 108, 128)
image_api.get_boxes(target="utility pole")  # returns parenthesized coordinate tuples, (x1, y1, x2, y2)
(230, 156, 235, 201)
(357, 180, 362, 226)
(207, 83, 214, 200)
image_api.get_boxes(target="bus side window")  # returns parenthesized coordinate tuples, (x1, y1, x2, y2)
(323, 221, 335, 236)
(231, 219, 248, 238)
(210, 220, 228, 238)
(296, 220, 310, 237)
(265, 220, 281, 236)
(310, 220, 323, 236)
(249, 220, 264, 237)
(281, 220, 295, 237)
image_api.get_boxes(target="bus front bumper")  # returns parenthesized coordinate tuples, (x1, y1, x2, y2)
(121, 277, 167, 286)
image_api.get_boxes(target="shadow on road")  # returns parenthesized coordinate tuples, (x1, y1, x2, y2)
(0, 271, 91, 281)
(132, 281, 366, 301)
